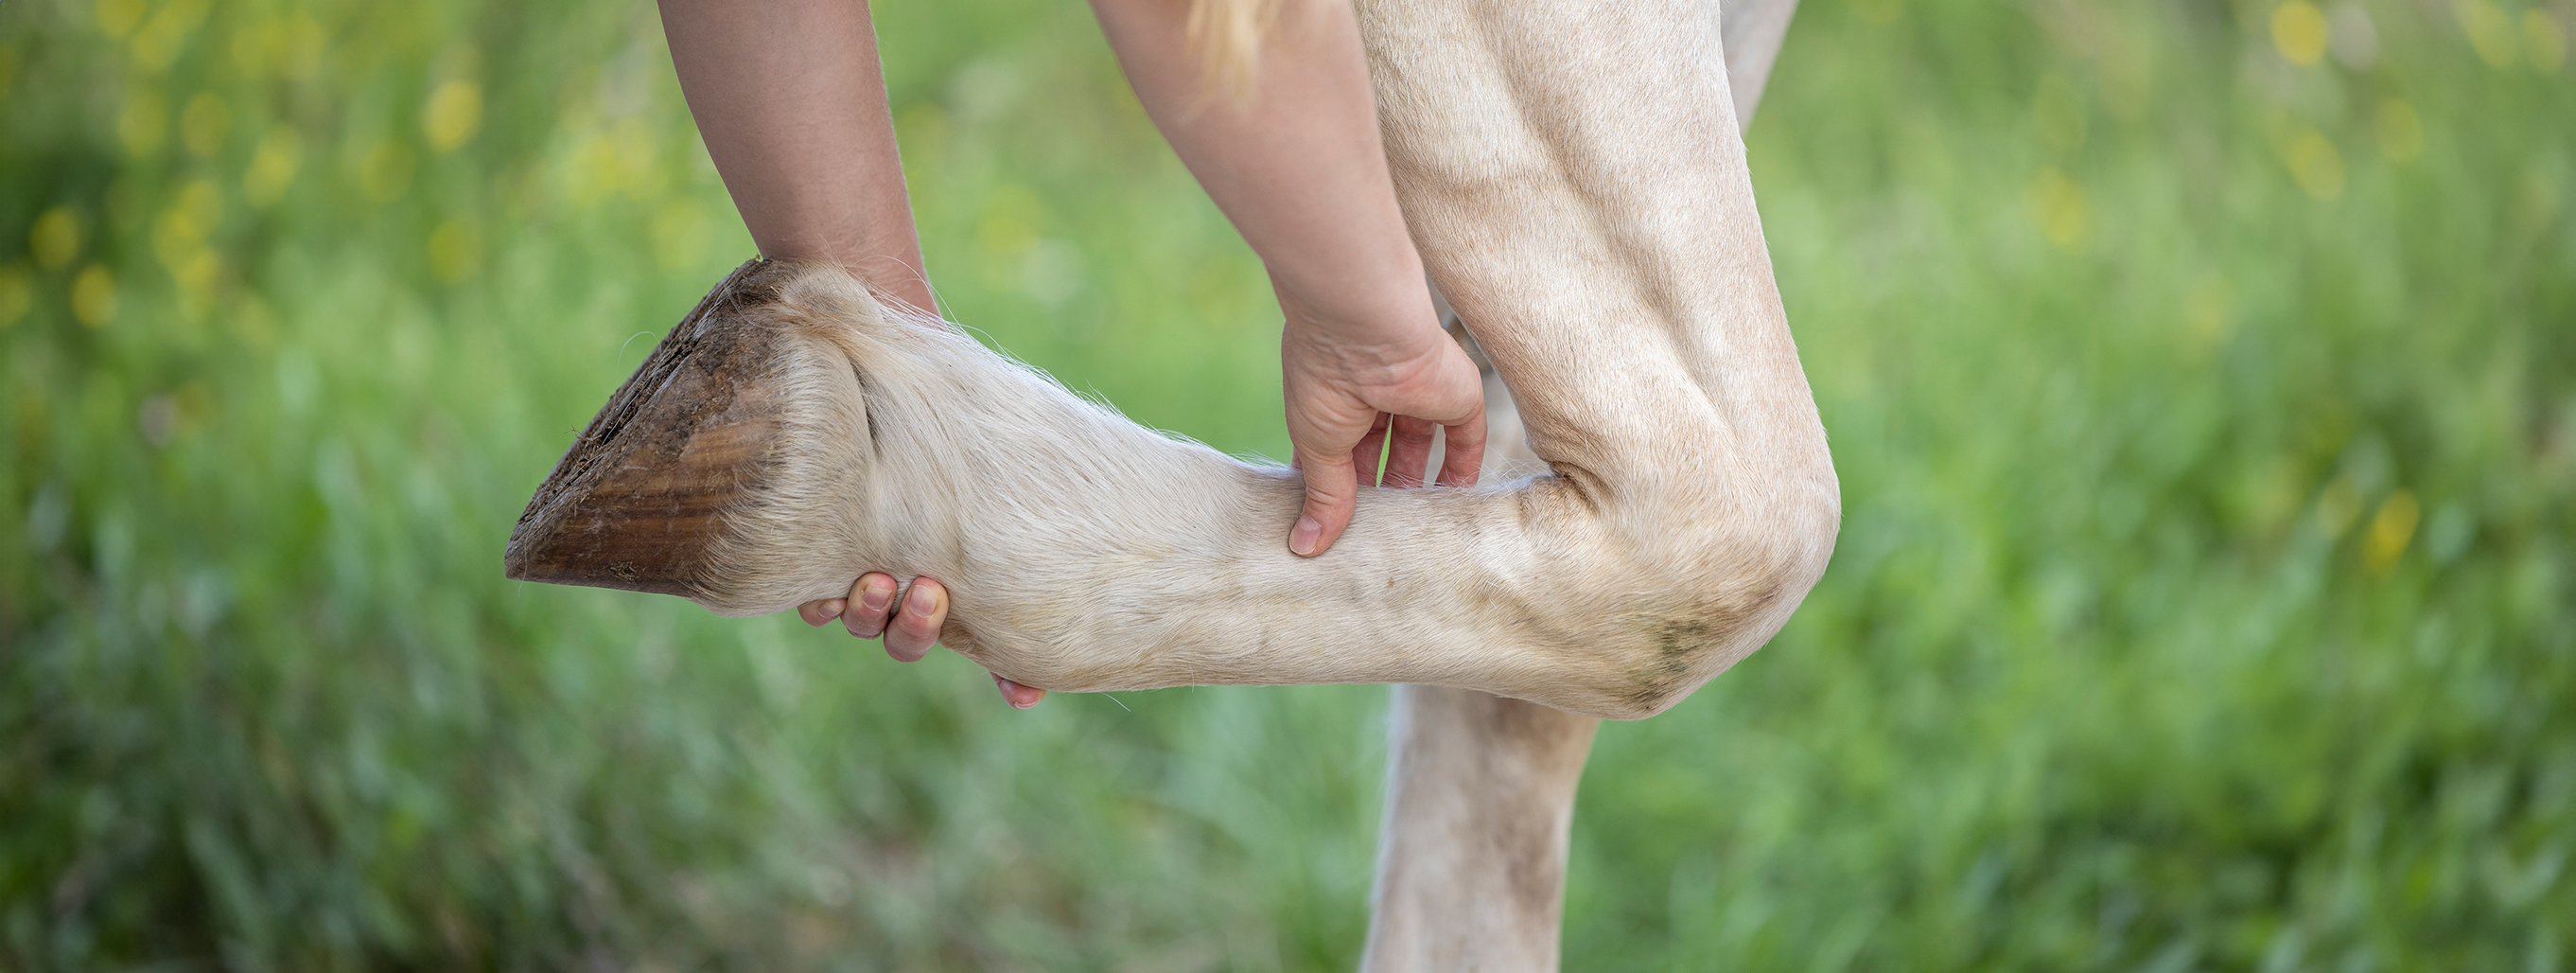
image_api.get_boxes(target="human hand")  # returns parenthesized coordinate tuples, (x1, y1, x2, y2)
(798, 575, 1046, 709)
(1091, 0, 1481, 552)
(1279, 293, 1486, 557)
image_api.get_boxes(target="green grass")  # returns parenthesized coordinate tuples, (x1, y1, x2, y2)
(3, 0, 2570, 968)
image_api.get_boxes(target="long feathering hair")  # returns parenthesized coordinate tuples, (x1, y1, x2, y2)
(1185, 0, 1288, 103)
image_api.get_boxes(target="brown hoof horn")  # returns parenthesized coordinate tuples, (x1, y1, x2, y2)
(503, 257, 798, 598)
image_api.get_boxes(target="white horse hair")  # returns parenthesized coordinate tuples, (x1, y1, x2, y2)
(509, 0, 1826, 965)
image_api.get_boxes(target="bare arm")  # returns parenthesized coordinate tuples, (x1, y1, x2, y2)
(657, 0, 935, 312)
(654, 0, 1482, 703)
(662, 0, 1028, 699)
(1089, 0, 1486, 557)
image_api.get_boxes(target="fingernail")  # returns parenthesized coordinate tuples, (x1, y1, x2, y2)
(860, 578, 894, 614)
(1289, 516, 1322, 557)
(905, 587, 938, 617)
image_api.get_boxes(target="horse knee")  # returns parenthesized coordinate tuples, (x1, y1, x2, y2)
(1587, 469, 1839, 719)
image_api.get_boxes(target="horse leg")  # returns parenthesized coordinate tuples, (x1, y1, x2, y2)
(509, 0, 1833, 718)
(1362, 686, 1599, 970)
(1358, 2, 1799, 964)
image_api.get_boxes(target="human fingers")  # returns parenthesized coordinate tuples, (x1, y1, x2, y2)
(835, 573, 902, 639)
(1380, 414, 1441, 488)
(1349, 412, 1391, 488)
(799, 594, 848, 627)
(1291, 440, 1360, 557)
(1377, 342, 1484, 487)
(1434, 408, 1486, 488)
(992, 672, 1046, 709)
(882, 576, 946, 663)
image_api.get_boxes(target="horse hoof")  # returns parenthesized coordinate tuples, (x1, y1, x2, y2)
(503, 258, 798, 600)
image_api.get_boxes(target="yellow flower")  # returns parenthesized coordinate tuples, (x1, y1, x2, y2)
(130, 0, 211, 74)
(2458, 0, 2520, 68)
(71, 265, 118, 327)
(183, 93, 231, 157)
(245, 125, 304, 207)
(174, 250, 224, 301)
(429, 219, 483, 283)
(2280, 129, 2344, 201)
(2029, 168, 2089, 250)
(2271, 2, 2329, 66)
(424, 80, 483, 152)
(29, 207, 83, 270)
(178, 179, 225, 228)
(2363, 490, 2419, 574)
(118, 88, 168, 157)
(96, 0, 145, 39)
(231, 17, 327, 80)
(278, 17, 326, 80)
(2529, 9, 2568, 73)
(359, 141, 415, 205)
(154, 181, 226, 287)
(0, 264, 29, 328)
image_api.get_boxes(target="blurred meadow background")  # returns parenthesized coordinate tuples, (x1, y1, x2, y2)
(3, 0, 2572, 967)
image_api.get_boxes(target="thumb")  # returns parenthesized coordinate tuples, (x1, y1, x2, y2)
(1291, 444, 1359, 557)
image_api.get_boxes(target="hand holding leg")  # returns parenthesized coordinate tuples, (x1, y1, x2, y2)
(664, 0, 1039, 706)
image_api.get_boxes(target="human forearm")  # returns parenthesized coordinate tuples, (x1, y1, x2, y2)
(1087, 0, 1431, 340)
(1089, 0, 1484, 557)
(657, 0, 935, 311)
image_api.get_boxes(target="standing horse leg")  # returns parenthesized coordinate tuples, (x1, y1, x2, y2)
(1358, 0, 1799, 964)
(1364, 685, 1599, 970)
